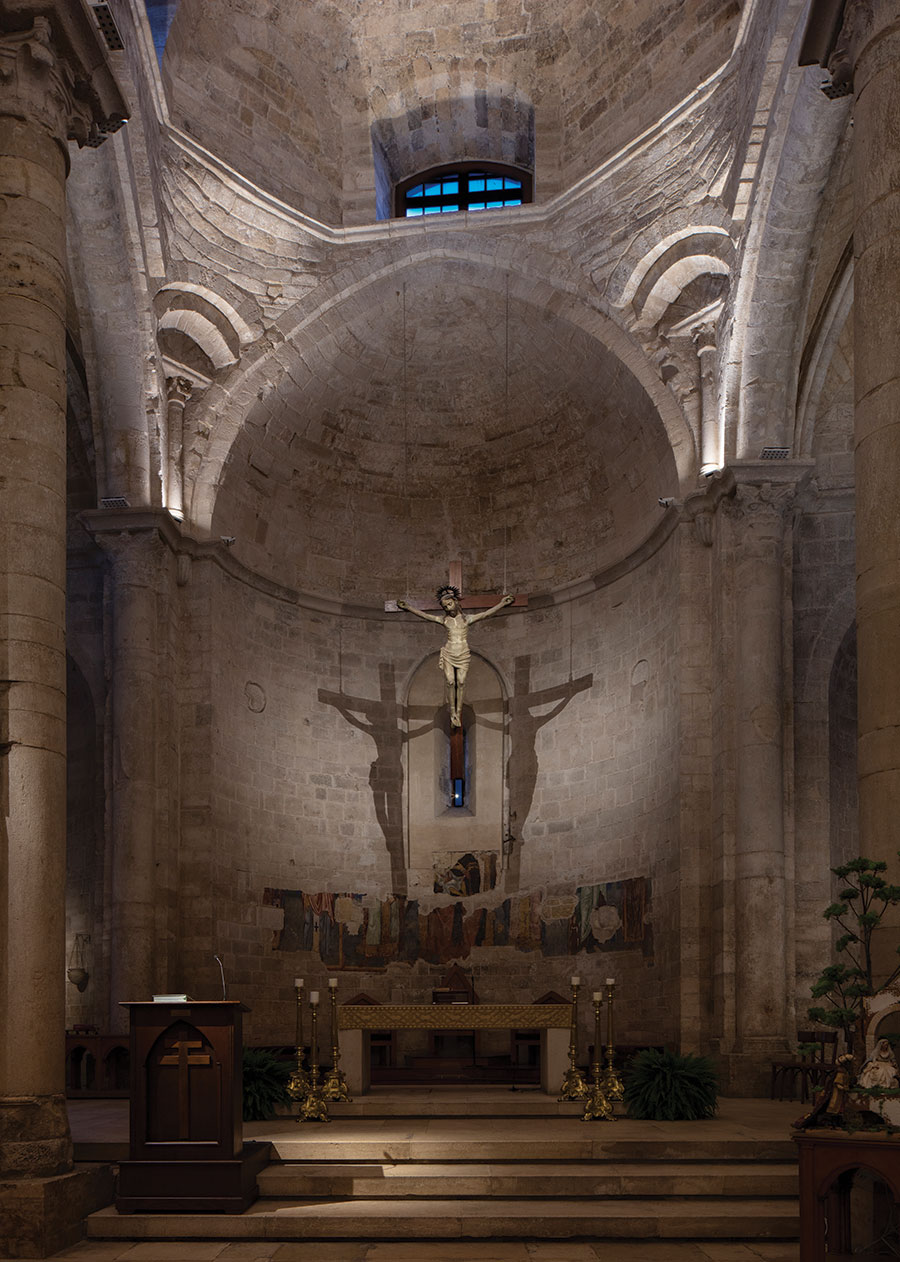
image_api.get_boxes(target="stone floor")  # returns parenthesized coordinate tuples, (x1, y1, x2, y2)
(3, 1092, 801, 1262)
(33, 1242, 800, 1261)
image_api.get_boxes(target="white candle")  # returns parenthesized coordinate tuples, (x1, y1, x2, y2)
(605, 978, 615, 986)
(571, 975, 580, 986)
(294, 978, 304, 989)
(593, 991, 602, 1001)
(328, 977, 338, 988)
(309, 991, 319, 1004)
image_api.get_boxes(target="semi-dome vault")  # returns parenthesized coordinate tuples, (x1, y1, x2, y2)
(209, 261, 679, 604)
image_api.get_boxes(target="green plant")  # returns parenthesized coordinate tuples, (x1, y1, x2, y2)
(623, 1048, 718, 1121)
(807, 857, 900, 1053)
(242, 1046, 292, 1121)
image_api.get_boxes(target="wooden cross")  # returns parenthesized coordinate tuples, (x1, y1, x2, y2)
(385, 559, 528, 611)
(159, 1039, 211, 1140)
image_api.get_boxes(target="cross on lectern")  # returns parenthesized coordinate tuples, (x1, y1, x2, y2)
(159, 1038, 211, 1140)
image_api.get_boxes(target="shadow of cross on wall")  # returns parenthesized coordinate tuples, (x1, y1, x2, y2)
(318, 662, 440, 899)
(506, 654, 593, 874)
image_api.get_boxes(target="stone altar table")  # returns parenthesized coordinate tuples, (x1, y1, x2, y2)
(338, 1004, 571, 1095)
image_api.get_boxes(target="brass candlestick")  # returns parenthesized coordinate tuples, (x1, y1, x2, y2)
(287, 980, 310, 1106)
(558, 977, 589, 1101)
(298, 994, 330, 1123)
(322, 980, 352, 1102)
(583, 991, 613, 1121)
(601, 978, 624, 1102)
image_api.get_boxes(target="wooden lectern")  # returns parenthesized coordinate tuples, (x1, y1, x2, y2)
(116, 1000, 270, 1213)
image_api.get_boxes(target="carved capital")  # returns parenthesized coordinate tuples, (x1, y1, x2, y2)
(722, 482, 797, 556)
(166, 376, 193, 407)
(692, 323, 717, 356)
(0, 11, 127, 152)
(682, 467, 735, 547)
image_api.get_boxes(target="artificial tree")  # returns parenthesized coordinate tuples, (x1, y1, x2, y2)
(807, 856, 900, 1058)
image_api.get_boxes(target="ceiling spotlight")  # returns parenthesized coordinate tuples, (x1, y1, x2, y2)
(220, 535, 236, 546)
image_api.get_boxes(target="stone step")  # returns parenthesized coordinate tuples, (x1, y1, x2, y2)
(263, 1134, 798, 1162)
(257, 1158, 798, 1199)
(86, 1196, 800, 1241)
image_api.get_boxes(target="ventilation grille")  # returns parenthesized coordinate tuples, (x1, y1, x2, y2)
(100, 496, 130, 509)
(760, 447, 790, 460)
(91, 4, 124, 50)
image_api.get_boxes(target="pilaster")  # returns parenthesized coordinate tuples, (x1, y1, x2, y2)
(715, 463, 810, 1091)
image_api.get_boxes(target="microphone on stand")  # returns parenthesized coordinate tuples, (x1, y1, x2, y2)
(214, 955, 227, 999)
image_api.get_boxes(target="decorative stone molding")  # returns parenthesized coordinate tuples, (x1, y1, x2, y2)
(0, 11, 127, 154)
(682, 467, 735, 547)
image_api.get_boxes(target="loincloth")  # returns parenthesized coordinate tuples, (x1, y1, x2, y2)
(439, 644, 470, 672)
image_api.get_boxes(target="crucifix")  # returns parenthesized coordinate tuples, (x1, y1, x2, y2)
(159, 1038, 212, 1140)
(389, 560, 527, 732)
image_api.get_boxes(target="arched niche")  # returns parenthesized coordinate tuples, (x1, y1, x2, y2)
(406, 653, 507, 896)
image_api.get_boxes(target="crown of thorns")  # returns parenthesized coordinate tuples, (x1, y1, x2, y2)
(436, 584, 461, 602)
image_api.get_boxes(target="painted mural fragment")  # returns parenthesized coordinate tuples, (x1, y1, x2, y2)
(262, 875, 652, 969)
(433, 850, 499, 896)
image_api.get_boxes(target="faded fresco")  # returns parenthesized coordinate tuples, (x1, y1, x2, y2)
(262, 876, 652, 969)
(433, 850, 499, 896)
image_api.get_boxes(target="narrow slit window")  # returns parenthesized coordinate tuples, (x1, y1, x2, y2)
(450, 726, 466, 808)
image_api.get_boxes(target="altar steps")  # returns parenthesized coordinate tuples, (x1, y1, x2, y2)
(85, 1147, 799, 1243)
(87, 1196, 799, 1243)
(257, 1157, 797, 1200)
(78, 1094, 801, 1247)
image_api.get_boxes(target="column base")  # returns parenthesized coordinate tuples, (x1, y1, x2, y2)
(1, 1163, 115, 1258)
(0, 1094, 72, 1178)
(717, 1038, 791, 1096)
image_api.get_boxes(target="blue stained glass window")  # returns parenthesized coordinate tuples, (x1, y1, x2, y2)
(397, 164, 532, 218)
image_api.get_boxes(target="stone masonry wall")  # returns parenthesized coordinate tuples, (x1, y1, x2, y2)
(186, 537, 681, 1052)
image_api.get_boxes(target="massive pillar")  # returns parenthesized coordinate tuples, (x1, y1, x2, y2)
(719, 467, 807, 1090)
(91, 525, 172, 1031)
(0, 5, 125, 1251)
(846, 2, 900, 980)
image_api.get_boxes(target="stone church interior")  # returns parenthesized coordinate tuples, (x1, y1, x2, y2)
(2, 0, 899, 1255)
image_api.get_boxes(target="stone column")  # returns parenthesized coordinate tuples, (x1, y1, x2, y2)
(844, 2, 900, 981)
(722, 470, 803, 1089)
(0, 6, 125, 1203)
(693, 324, 720, 474)
(165, 375, 192, 520)
(86, 520, 175, 1032)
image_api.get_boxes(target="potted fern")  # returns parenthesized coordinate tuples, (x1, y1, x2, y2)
(623, 1048, 718, 1121)
(242, 1047, 292, 1121)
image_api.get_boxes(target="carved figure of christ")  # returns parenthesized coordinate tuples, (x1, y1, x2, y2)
(395, 585, 514, 727)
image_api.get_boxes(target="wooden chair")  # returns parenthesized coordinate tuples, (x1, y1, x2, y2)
(771, 1029, 838, 1102)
